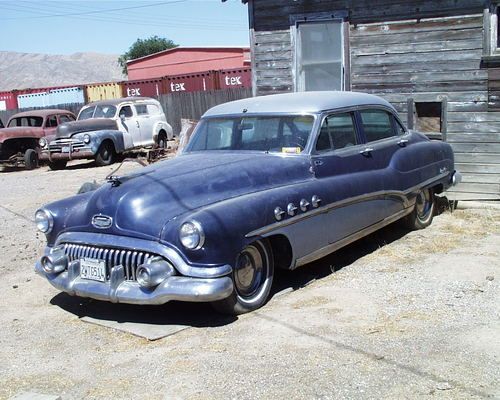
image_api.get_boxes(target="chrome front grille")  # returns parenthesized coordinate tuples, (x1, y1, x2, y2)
(62, 243, 157, 281)
(49, 138, 86, 153)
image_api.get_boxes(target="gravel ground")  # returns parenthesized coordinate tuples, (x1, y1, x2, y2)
(0, 160, 499, 400)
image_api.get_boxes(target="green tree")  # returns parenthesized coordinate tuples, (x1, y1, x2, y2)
(119, 35, 178, 75)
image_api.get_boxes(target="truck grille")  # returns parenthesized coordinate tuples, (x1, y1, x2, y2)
(62, 243, 157, 281)
(49, 138, 86, 153)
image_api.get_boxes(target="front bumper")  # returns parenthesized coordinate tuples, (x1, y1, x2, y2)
(35, 232, 234, 305)
(40, 148, 95, 161)
(35, 260, 233, 305)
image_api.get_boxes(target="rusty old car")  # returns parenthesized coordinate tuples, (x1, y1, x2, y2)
(34, 92, 461, 314)
(0, 109, 76, 169)
(39, 97, 173, 170)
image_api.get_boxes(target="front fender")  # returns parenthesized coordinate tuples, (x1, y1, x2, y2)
(80, 130, 125, 154)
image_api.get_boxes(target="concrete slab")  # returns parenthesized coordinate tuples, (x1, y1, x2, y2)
(9, 392, 61, 400)
(80, 316, 189, 341)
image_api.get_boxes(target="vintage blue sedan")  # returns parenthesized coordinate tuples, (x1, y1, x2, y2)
(34, 92, 460, 314)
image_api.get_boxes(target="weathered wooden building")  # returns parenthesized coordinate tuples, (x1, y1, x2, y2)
(228, 0, 500, 201)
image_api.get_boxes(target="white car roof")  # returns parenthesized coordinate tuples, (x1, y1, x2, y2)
(203, 91, 395, 117)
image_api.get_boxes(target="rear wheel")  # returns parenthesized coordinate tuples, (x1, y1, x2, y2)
(157, 131, 167, 149)
(24, 148, 38, 170)
(212, 240, 274, 315)
(95, 141, 115, 167)
(405, 188, 435, 230)
(48, 160, 67, 170)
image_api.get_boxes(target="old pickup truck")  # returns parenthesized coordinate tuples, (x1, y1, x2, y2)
(39, 97, 173, 170)
(0, 109, 76, 170)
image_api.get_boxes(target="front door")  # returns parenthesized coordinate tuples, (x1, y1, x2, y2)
(118, 105, 141, 148)
(311, 111, 388, 244)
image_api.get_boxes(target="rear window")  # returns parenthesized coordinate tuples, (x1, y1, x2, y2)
(360, 110, 395, 142)
(8, 116, 43, 127)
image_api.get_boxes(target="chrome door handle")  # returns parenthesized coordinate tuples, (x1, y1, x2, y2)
(398, 139, 409, 147)
(359, 147, 373, 156)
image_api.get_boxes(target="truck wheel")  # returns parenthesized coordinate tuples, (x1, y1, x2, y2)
(158, 131, 167, 149)
(211, 239, 274, 315)
(24, 149, 39, 170)
(48, 160, 67, 170)
(95, 142, 115, 167)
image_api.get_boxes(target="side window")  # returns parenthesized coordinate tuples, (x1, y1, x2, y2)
(360, 110, 395, 142)
(147, 104, 160, 114)
(394, 118, 406, 135)
(46, 115, 58, 128)
(135, 104, 148, 116)
(119, 105, 133, 119)
(316, 112, 357, 152)
(59, 114, 73, 124)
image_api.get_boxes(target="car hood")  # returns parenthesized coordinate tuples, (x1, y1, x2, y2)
(55, 118, 118, 138)
(0, 126, 44, 141)
(61, 152, 312, 241)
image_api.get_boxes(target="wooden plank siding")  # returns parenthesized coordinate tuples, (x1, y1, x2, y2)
(249, 0, 499, 200)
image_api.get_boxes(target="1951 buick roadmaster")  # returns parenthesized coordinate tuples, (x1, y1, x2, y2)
(34, 91, 461, 315)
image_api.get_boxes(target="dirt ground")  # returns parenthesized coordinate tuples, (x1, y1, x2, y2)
(0, 160, 499, 400)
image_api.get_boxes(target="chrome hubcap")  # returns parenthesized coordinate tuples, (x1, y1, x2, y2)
(416, 190, 431, 219)
(234, 245, 264, 298)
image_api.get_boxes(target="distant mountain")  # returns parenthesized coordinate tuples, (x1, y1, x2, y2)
(0, 51, 125, 92)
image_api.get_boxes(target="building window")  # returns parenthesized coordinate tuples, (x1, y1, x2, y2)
(415, 102, 442, 133)
(484, 3, 500, 57)
(291, 11, 348, 92)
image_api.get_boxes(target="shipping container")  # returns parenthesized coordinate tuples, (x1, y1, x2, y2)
(17, 86, 85, 109)
(217, 68, 252, 90)
(122, 78, 163, 98)
(0, 91, 18, 111)
(85, 82, 124, 102)
(163, 71, 218, 94)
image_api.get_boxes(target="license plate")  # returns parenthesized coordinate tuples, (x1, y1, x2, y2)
(61, 146, 70, 153)
(80, 258, 106, 282)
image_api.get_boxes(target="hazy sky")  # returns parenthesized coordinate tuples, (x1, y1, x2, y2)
(0, 0, 250, 55)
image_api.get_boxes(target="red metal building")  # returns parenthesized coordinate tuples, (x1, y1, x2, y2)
(126, 47, 250, 80)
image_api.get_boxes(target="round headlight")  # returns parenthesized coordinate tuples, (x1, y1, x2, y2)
(179, 220, 205, 250)
(83, 134, 91, 144)
(35, 209, 54, 233)
(39, 138, 47, 148)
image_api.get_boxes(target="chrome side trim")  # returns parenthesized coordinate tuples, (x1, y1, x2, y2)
(294, 207, 413, 268)
(54, 232, 232, 279)
(246, 172, 449, 238)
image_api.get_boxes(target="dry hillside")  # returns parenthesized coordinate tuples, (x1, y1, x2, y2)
(0, 51, 125, 91)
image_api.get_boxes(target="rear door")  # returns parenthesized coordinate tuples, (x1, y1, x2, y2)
(134, 104, 154, 146)
(356, 108, 408, 218)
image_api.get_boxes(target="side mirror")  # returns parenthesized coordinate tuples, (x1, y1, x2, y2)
(120, 114, 126, 121)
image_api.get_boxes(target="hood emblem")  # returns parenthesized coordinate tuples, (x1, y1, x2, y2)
(92, 215, 113, 229)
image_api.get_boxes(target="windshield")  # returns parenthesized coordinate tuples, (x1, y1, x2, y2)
(8, 116, 43, 127)
(187, 115, 315, 153)
(78, 104, 117, 120)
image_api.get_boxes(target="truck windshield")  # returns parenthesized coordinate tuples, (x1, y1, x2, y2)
(187, 115, 315, 153)
(78, 105, 117, 120)
(8, 116, 43, 127)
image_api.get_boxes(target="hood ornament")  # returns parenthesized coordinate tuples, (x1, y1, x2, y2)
(92, 215, 113, 229)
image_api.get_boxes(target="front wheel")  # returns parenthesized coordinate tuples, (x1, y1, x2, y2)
(24, 148, 38, 170)
(405, 188, 435, 230)
(211, 240, 274, 315)
(95, 142, 115, 167)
